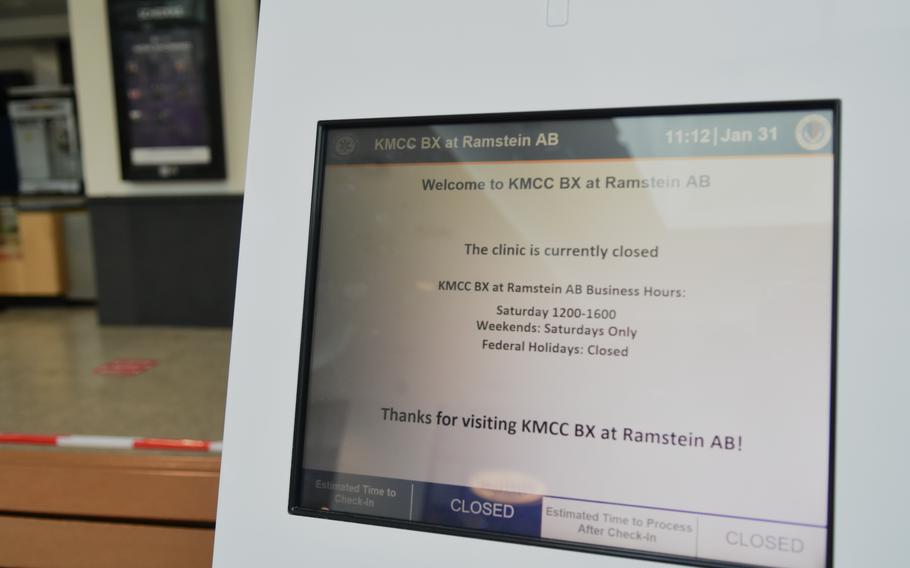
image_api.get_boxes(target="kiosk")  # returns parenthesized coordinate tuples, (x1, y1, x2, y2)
(215, 2, 910, 567)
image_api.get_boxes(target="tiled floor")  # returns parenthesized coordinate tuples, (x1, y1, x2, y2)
(0, 306, 230, 441)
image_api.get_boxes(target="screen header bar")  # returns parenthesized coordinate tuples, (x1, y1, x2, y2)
(324, 109, 834, 165)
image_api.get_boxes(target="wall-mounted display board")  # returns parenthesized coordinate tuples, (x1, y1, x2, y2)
(289, 102, 838, 568)
(108, 0, 225, 181)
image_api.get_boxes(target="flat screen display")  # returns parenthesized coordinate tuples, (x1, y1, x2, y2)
(120, 27, 212, 166)
(290, 102, 838, 568)
(108, 0, 225, 180)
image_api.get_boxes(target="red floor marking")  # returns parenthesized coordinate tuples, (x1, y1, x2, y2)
(93, 359, 159, 377)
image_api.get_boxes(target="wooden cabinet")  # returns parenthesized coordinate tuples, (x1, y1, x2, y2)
(0, 210, 67, 296)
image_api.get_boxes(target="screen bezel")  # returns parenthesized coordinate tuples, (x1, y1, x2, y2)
(288, 100, 840, 568)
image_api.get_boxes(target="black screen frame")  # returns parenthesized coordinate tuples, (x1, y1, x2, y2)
(107, 0, 226, 181)
(289, 99, 840, 568)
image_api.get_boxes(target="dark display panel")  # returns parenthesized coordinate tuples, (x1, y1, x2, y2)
(108, 0, 225, 180)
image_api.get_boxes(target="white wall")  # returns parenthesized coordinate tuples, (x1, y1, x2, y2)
(67, 0, 257, 197)
(0, 15, 68, 42)
(0, 42, 61, 85)
(218, 1, 910, 567)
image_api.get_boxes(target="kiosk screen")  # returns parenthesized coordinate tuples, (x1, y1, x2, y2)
(290, 102, 838, 568)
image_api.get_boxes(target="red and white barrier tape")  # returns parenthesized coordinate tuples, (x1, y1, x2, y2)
(0, 433, 222, 453)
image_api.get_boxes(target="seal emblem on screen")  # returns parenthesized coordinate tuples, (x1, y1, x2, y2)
(334, 134, 357, 156)
(795, 114, 832, 151)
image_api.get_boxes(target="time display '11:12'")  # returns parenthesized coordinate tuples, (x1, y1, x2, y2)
(665, 126, 778, 145)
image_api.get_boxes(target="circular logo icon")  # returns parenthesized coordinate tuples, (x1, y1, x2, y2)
(794, 114, 832, 151)
(334, 134, 357, 156)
